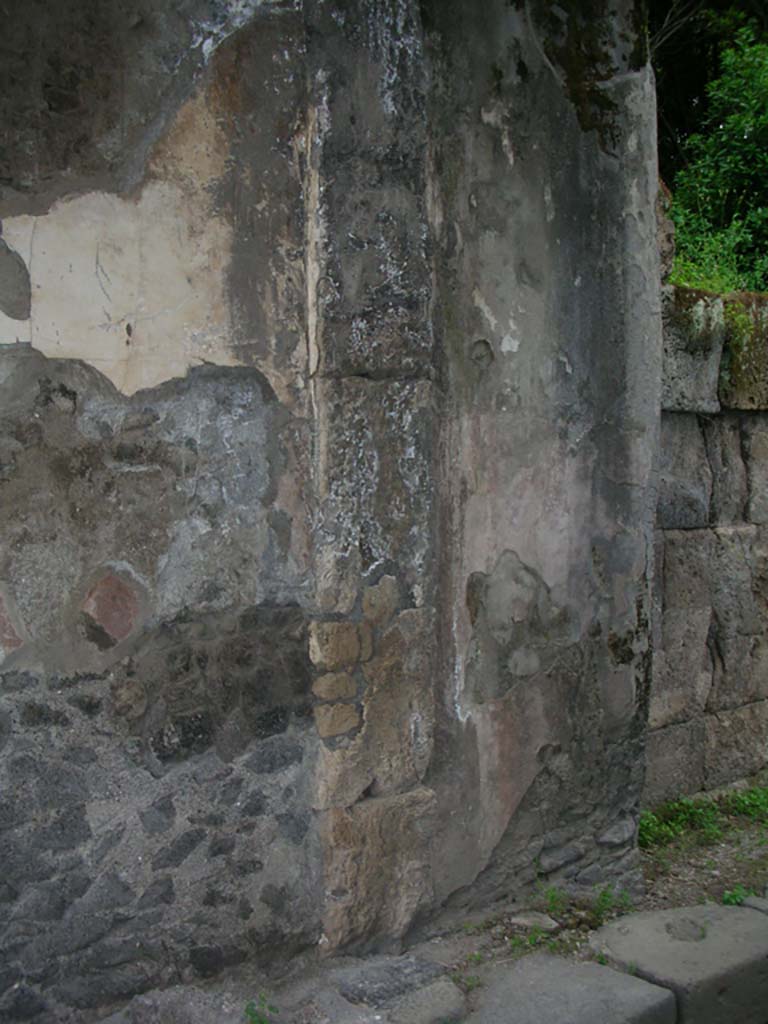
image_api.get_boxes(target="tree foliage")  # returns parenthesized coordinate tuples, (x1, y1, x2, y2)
(671, 27, 768, 292)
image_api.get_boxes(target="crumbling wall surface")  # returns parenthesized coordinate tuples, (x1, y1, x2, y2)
(0, 0, 662, 1019)
(0, 4, 325, 1020)
(424, 0, 660, 908)
(646, 287, 768, 805)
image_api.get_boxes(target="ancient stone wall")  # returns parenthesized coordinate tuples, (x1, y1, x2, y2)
(0, 2, 660, 1019)
(646, 286, 768, 805)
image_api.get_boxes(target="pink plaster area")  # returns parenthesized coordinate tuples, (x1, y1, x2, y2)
(82, 573, 140, 644)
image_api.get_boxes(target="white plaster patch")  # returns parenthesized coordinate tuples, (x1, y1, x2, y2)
(0, 88, 236, 395)
(544, 184, 555, 223)
(472, 288, 498, 333)
(481, 103, 515, 169)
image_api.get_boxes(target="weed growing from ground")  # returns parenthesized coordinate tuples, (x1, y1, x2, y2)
(639, 786, 768, 851)
(722, 884, 755, 906)
(244, 994, 279, 1024)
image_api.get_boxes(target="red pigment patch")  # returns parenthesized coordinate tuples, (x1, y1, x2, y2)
(0, 592, 23, 653)
(82, 574, 139, 647)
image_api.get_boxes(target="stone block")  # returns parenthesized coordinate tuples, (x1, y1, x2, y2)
(314, 703, 360, 739)
(334, 955, 444, 1009)
(591, 904, 768, 1024)
(644, 720, 705, 807)
(313, 672, 357, 700)
(362, 575, 400, 626)
(707, 526, 768, 711)
(743, 417, 768, 524)
(662, 285, 725, 413)
(719, 293, 768, 410)
(464, 954, 675, 1024)
(314, 609, 435, 809)
(309, 622, 360, 671)
(702, 414, 747, 524)
(320, 787, 436, 950)
(704, 701, 768, 788)
(650, 530, 714, 729)
(388, 977, 466, 1024)
(657, 414, 711, 529)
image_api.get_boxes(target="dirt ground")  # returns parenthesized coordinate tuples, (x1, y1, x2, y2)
(638, 811, 768, 911)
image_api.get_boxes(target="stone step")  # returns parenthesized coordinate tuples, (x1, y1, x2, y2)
(463, 953, 675, 1024)
(590, 904, 768, 1024)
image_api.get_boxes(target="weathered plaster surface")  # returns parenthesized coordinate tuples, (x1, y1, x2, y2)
(425, 0, 660, 907)
(0, 2, 664, 1019)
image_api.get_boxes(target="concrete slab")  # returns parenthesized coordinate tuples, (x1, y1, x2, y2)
(463, 954, 675, 1024)
(591, 904, 768, 1024)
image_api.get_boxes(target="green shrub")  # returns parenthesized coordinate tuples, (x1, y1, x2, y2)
(671, 27, 768, 293)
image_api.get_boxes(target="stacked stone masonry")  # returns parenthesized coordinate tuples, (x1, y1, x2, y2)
(646, 285, 768, 805)
(0, 2, 662, 1020)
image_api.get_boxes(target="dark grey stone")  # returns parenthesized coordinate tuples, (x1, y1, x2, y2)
(218, 777, 243, 806)
(277, 811, 309, 845)
(207, 834, 236, 858)
(335, 956, 445, 1009)
(0, 239, 31, 320)
(244, 736, 303, 775)
(538, 844, 584, 874)
(0, 982, 49, 1021)
(188, 944, 246, 978)
(151, 829, 205, 870)
(240, 790, 267, 817)
(139, 796, 176, 836)
(137, 876, 174, 910)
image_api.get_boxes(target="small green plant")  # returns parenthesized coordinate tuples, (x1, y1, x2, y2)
(596, 953, 608, 965)
(542, 886, 569, 917)
(640, 787, 768, 851)
(466, 951, 484, 965)
(723, 786, 768, 821)
(722, 884, 754, 906)
(639, 797, 723, 849)
(527, 926, 544, 947)
(591, 886, 618, 926)
(244, 993, 279, 1024)
(451, 971, 483, 993)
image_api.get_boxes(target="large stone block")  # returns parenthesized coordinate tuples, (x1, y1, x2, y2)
(650, 530, 713, 729)
(464, 953, 675, 1024)
(662, 285, 725, 413)
(701, 414, 747, 525)
(657, 414, 711, 529)
(319, 787, 437, 951)
(704, 701, 768, 788)
(591, 905, 768, 1024)
(743, 416, 768, 524)
(707, 526, 768, 711)
(644, 720, 705, 807)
